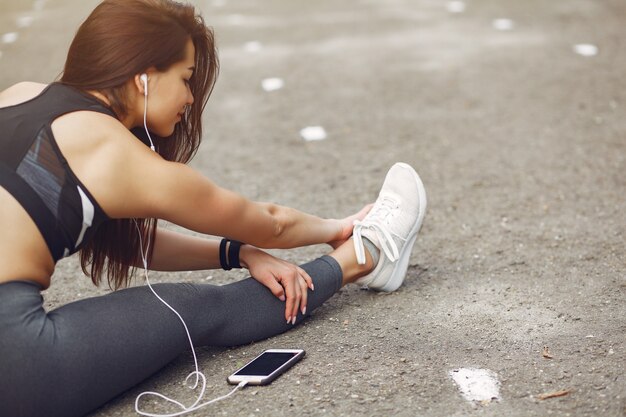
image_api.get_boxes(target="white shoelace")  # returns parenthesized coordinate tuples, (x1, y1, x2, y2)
(353, 196, 401, 265)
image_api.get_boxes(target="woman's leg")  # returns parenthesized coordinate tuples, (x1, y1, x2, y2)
(0, 250, 373, 417)
(188, 255, 345, 346)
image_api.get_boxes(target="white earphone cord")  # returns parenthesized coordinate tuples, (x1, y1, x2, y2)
(133, 220, 247, 416)
(141, 75, 156, 152)
(131, 140, 245, 414)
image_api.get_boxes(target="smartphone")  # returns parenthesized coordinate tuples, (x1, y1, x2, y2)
(227, 349, 305, 385)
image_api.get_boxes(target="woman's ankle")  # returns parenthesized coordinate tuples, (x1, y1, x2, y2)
(328, 238, 377, 286)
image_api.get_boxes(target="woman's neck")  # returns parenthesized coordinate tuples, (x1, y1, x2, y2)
(86, 89, 136, 130)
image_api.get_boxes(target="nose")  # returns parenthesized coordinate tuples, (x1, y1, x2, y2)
(186, 88, 194, 106)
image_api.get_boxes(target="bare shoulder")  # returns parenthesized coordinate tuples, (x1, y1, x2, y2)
(52, 110, 170, 219)
(53, 109, 149, 172)
(0, 82, 47, 107)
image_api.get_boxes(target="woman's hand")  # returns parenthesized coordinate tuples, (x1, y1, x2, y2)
(239, 245, 314, 324)
(327, 203, 374, 249)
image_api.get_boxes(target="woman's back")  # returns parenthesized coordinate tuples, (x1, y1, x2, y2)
(1, 83, 56, 286)
(0, 82, 117, 287)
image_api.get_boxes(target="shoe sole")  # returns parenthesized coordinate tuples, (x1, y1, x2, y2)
(378, 163, 427, 292)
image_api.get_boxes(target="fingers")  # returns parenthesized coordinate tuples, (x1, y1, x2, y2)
(265, 278, 286, 302)
(350, 204, 371, 221)
(361, 203, 374, 213)
(298, 275, 308, 316)
(299, 267, 314, 292)
(247, 251, 316, 325)
(356, 203, 374, 220)
(282, 270, 301, 324)
(282, 267, 314, 325)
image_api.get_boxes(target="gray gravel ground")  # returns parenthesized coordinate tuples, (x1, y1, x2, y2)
(1, 0, 624, 416)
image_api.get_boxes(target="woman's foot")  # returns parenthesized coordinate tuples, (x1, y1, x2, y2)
(347, 163, 427, 291)
(330, 163, 426, 289)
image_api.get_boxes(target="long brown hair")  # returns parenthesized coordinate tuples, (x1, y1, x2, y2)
(60, 0, 219, 289)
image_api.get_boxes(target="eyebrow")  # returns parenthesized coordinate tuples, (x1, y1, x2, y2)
(188, 66, 195, 72)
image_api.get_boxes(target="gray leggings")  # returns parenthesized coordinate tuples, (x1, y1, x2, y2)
(0, 255, 343, 417)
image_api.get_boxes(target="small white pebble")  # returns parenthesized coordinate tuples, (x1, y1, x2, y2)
(2, 32, 19, 44)
(492, 18, 514, 31)
(244, 41, 262, 53)
(446, 1, 466, 13)
(300, 126, 327, 141)
(261, 77, 284, 92)
(573, 44, 598, 57)
(16, 16, 34, 28)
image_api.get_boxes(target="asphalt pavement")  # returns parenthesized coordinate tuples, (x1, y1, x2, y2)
(1, 0, 624, 416)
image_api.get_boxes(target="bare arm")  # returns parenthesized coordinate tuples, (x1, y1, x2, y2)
(97, 120, 345, 249)
(150, 165, 343, 249)
(147, 227, 221, 271)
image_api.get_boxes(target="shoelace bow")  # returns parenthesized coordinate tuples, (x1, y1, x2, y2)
(353, 196, 401, 265)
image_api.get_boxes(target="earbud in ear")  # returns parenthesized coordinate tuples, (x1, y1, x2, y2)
(140, 73, 156, 152)
(140, 73, 148, 96)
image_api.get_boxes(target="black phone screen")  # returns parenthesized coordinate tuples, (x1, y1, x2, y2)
(234, 352, 299, 376)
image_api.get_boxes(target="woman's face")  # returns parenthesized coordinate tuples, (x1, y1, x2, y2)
(144, 38, 196, 137)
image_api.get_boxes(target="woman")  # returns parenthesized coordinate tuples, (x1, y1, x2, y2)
(0, 1, 426, 416)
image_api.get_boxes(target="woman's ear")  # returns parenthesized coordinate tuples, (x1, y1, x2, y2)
(133, 73, 146, 96)
(133, 68, 156, 96)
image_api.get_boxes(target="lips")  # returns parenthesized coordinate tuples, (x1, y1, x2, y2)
(176, 107, 187, 122)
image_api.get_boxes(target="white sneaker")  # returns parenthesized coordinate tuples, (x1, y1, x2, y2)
(353, 163, 427, 292)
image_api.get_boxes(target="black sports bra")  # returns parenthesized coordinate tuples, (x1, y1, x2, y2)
(0, 82, 116, 262)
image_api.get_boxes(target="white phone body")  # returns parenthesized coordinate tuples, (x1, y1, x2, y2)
(227, 348, 305, 385)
